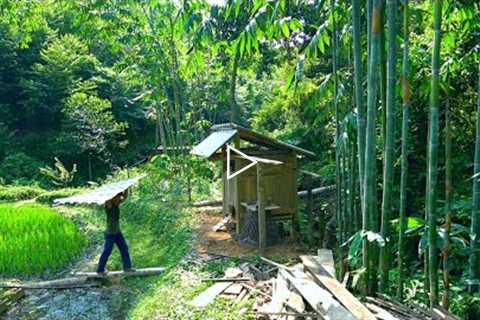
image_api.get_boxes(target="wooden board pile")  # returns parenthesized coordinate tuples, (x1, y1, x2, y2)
(189, 250, 461, 320)
(0, 288, 25, 316)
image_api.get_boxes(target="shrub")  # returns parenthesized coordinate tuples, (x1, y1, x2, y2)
(0, 152, 44, 183)
(0, 203, 86, 275)
(0, 185, 46, 202)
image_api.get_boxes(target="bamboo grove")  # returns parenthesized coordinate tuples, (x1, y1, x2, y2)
(328, 0, 480, 315)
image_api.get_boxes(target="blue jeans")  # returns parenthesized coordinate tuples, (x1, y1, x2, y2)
(97, 232, 132, 272)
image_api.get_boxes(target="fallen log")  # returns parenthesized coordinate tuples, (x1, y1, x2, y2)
(0, 277, 96, 289)
(193, 199, 223, 207)
(297, 185, 335, 198)
(71, 267, 164, 278)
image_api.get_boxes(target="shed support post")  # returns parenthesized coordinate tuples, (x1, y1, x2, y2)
(222, 147, 228, 216)
(306, 173, 314, 246)
(257, 163, 266, 254)
(292, 152, 300, 241)
(234, 136, 242, 234)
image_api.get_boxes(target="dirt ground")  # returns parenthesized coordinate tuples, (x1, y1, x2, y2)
(194, 206, 307, 259)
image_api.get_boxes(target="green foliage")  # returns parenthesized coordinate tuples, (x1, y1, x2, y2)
(0, 152, 44, 184)
(62, 92, 128, 160)
(0, 185, 46, 202)
(39, 157, 77, 187)
(0, 203, 85, 275)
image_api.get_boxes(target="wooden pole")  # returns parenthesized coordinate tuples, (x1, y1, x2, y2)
(306, 173, 314, 246)
(234, 136, 242, 234)
(257, 163, 266, 254)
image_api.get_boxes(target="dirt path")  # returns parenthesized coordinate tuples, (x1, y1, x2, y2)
(194, 207, 306, 259)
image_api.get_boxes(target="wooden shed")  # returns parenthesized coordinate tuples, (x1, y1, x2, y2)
(191, 123, 314, 252)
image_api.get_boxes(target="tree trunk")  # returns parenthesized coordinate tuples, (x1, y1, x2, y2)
(397, 0, 410, 301)
(379, 0, 397, 294)
(425, 0, 443, 308)
(156, 104, 168, 155)
(88, 154, 93, 181)
(230, 51, 240, 123)
(363, 0, 381, 296)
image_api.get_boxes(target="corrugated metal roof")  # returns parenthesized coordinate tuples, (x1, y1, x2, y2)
(190, 129, 237, 158)
(211, 123, 315, 157)
(53, 175, 146, 206)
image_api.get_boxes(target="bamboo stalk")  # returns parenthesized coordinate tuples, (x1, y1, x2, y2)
(469, 64, 480, 294)
(352, 0, 366, 222)
(397, 0, 410, 301)
(379, 0, 398, 294)
(425, 0, 443, 307)
(363, 0, 382, 296)
(442, 98, 452, 307)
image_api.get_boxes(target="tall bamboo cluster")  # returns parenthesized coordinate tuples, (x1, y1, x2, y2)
(331, 0, 462, 306)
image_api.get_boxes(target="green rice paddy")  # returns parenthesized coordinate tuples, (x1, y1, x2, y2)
(0, 203, 86, 276)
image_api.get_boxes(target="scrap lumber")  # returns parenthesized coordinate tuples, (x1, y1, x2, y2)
(279, 268, 356, 320)
(432, 307, 461, 320)
(286, 290, 305, 313)
(224, 283, 244, 295)
(255, 311, 322, 318)
(270, 274, 291, 314)
(301, 255, 376, 320)
(260, 257, 294, 272)
(189, 282, 233, 308)
(302, 250, 336, 277)
(365, 297, 425, 320)
(0, 277, 96, 289)
(201, 277, 250, 282)
(224, 267, 243, 278)
(365, 303, 399, 320)
(71, 267, 164, 278)
(235, 288, 248, 304)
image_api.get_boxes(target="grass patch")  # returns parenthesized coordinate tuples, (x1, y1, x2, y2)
(0, 203, 86, 276)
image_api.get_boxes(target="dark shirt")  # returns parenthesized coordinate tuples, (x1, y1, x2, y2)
(105, 205, 121, 235)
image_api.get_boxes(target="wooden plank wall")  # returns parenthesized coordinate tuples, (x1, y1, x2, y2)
(224, 150, 298, 233)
